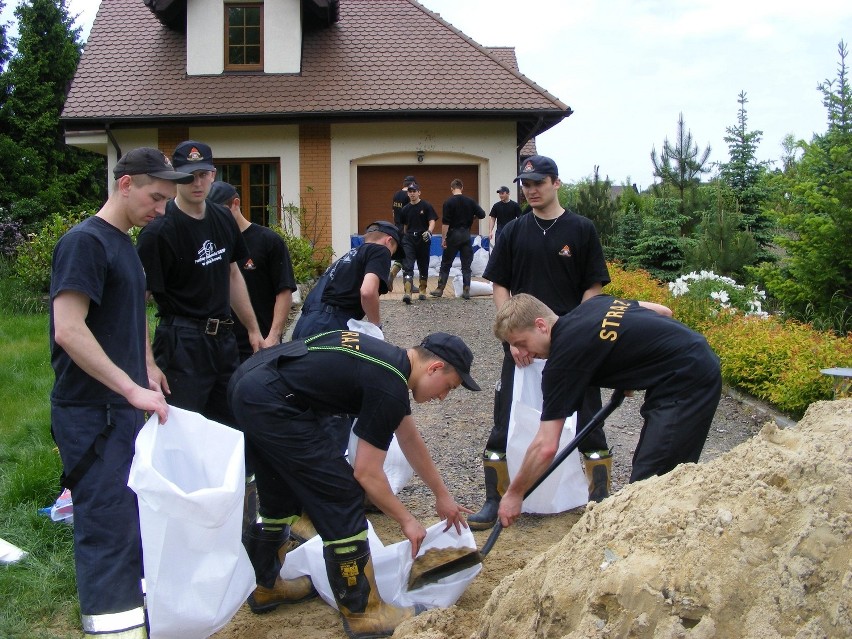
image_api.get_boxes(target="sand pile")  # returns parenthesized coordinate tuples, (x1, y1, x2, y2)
(397, 399, 852, 639)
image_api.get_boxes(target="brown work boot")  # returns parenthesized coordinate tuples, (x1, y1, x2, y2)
(430, 278, 446, 297)
(418, 277, 428, 300)
(243, 523, 317, 613)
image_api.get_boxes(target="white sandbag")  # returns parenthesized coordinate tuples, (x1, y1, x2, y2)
(451, 275, 493, 297)
(0, 537, 27, 564)
(348, 432, 414, 495)
(506, 360, 588, 513)
(128, 408, 255, 639)
(346, 318, 384, 340)
(281, 520, 480, 610)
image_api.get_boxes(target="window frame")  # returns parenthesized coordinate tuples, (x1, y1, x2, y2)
(215, 158, 281, 228)
(224, 2, 264, 72)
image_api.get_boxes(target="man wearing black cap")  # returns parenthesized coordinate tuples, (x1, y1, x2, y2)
(388, 175, 417, 290)
(468, 155, 611, 530)
(228, 329, 479, 635)
(136, 140, 263, 429)
(292, 220, 403, 339)
(49, 148, 192, 639)
(399, 183, 438, 303)
(488, 186, 523, 247)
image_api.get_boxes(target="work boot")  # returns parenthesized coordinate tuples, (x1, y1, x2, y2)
(467, 454, 509, 531)
(418, 277, 428, 300)
(430, 278, 447, 297)
(243, 523, 317, 613)
(583, 450, 612, 502)
(324, 538, 423, 639)
(388, 262, 401, 292)
(462, 285, 471, 300)
(277, 512, 317, 563)
(402, 277, 412, 305)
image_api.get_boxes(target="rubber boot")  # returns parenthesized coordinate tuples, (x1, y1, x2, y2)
(430, 278, 446, 297)
(243, 523, 317, 613)
(583, 450, 612, 502)
(388, 262, 401, 292)
(462, 285, 471, 300)
(402, 277, 412, 304)
(467, 455, 509, 531)
(242, 474, 258, 538)
(418, 277, 428, 301)
(277, 512, 317, 564)
(324, 538, 423, 638)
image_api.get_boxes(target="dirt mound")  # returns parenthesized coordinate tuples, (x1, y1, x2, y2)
(397, 399, 852, 639)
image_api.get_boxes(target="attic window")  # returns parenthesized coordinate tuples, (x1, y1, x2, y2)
(225, 3, 263, 71)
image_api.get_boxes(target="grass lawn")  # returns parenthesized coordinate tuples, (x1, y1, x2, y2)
(0, 311, 79, 639)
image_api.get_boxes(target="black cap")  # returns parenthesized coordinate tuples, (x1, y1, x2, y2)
(208, 181, 238, 205)
(497, 186, 510, 193)
(113, 147, 194, 183)
(172, 140, 215, 173)
(420, 333, 481, 391)
(514, 155, 559, 182)
(365, 220, 405, 260)
(407, 183, 421, 192)
(403, 175, 416, 185)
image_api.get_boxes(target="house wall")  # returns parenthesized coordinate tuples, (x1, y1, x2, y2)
(187, 0, 302, 75)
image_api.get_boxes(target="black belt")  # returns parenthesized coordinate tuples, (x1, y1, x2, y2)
(159, 315, 235, 336)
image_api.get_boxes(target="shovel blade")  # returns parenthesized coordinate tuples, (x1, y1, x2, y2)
(407, 548, 483, 590)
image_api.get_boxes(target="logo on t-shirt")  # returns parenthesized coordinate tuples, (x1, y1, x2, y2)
(196, 240, 226, 267)
(558, 245, 573, 257)
(243, 258, 257, 271)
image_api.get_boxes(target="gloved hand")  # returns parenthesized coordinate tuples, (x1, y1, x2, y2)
(421, 230, 432, 243)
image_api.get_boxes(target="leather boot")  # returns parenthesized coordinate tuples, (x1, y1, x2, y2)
(462, 286, 471, 300)
(583, 450, 612, 502)
(324, 538, 423, 639)
(467, 454, 509, 531)
(243, 523, 316, 613)
(402, 277, 412, 304)
(418, 277, 428, 300)
(388, 262, 401, 292)
(430, 278, 446, 297)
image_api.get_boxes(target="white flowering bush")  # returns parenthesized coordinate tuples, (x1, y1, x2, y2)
(668, 271, 768, 317)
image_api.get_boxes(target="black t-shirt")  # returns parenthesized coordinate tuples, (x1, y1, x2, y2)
(307, 242, 392, 315)
(541, 296, 720, 421)
(136, 200, 248, 319)
(483, 210, 610, 315)
(264, 331, 412, 451)
(441, 194, 486, 230)
(235, 223, 297, 349)
(400, 199, 438, 234)
(50, 216, 147, 405)
(489, 200, 523, 230)
(392, 189, 410, 230)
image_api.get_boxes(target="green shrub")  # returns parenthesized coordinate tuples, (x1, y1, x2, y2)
(13, 210, 93, 294)
(274, 228, 333, 283)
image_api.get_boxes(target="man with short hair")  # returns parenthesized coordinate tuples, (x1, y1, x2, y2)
(399, 183, 438, 303)
(488, 185, 523, 247)
(494, 292, 721, 528)
(50, 148, 192, 639)
(431, 178, 486, 300)
(136, 140, 262, 427)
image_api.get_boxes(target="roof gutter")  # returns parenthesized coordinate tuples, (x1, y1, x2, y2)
(105, 123, 121, 161)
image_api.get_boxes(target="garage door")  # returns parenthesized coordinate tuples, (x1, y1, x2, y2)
(357, 165, 480, 233)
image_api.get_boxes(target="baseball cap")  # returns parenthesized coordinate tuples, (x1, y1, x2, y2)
(113, 147, 194, 183)
(514, 155, 559, 182)
(496, 186, 510, 194)
(403, 175, 416, 185)
(364, 220, 405, 260)
(420, 333, 481, 391)
(208, 181, 238, 205)
(407, 183, 421, 192)
(172, 140, 216, 173)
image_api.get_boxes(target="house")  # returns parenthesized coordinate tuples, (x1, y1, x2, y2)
(61, 0, 571, 258)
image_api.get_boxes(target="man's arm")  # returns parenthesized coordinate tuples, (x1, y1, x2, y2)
(492, 282, 511, 311)
(581, 282, 604, 302)
(229, 262, 263, 351)
(360, 272, 382, 326)
(639, 300, 673, 317)
(262, 289, 293, 349)
(144, 308, 169, 396)
(53, 290, 168, 423)
(497, 417, 565, 527)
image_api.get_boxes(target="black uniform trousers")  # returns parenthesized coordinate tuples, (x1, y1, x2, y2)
(51, 403, 146, 625)
(229, 371, 367, 542)
(486, 341, 609, 455)
(437, 227, 474, 287)
(401, 232, 430, 279)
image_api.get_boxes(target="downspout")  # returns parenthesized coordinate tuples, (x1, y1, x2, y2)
(105, 123, 121, 161)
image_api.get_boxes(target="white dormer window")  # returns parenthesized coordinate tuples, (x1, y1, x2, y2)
(225, 3, 264, 71)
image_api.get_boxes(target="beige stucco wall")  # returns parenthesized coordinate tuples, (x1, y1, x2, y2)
(187, 0, 302, 75)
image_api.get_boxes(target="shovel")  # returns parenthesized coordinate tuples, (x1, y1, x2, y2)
(407, 389, 626, 590)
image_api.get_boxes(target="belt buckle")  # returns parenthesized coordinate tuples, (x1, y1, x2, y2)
(205, 318, 220, 335)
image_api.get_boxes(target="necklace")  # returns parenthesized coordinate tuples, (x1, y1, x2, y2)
(532, 213, 562, 236)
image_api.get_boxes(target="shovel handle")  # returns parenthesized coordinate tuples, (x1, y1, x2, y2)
(478, 389, 626, 558)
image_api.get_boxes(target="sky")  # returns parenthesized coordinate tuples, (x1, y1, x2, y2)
(2, 0, 851, 190)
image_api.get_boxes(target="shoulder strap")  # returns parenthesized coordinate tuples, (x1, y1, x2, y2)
(304, 332, 407, 384)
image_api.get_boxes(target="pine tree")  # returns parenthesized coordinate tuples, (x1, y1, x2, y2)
(575, 166, 618, 251)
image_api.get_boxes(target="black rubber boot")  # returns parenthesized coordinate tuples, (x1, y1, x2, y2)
(462, 286, 471, 300)
(583, 450, 612, 502)
(243, 523, 316, 613)
(430, 277, 447, 297)
(324, 538, 423, 638)
(467, 455, 509, 531)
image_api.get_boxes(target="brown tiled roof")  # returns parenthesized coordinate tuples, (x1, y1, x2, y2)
(62, 0, 570, 142)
